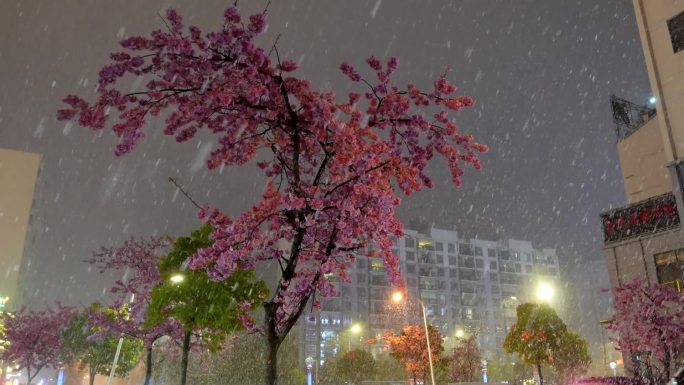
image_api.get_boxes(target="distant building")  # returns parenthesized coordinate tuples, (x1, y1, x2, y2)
(600, 0, 684, 374)
(299, 227, 562, 370)
(0, 148, 41, 312)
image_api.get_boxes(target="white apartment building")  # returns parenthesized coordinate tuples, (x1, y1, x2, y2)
(300, 226, 561, 368)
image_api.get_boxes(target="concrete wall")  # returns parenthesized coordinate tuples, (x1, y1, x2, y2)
(0, 148, 40, 311)
(617, 117, 673, 203)
(603, 226, 684, 287)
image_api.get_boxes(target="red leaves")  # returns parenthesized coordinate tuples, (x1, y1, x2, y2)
(384, 325, 444, 377)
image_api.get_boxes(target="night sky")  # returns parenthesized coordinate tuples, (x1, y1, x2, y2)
(0, 0, 651, 327)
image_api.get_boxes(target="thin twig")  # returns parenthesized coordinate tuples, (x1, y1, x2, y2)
(168, 177, 202, 209)
(157, 12, 174, 35)
(268, 34, 282, 58)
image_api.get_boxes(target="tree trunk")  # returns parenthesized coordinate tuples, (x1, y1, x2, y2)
(143, 346, 153, 385)
(662, 349, 672, 385)
(265, 303, 282, 385)
(536, 360, 544, 385)
(266, 337, 279, 385)
(89, 366, 96, 385)
(26, 368, 33, 385)
(180, 329, 192, 385)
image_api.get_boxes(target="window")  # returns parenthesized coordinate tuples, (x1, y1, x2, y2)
(490, 272, 498, 281)
(406, 264, 415, 274)
(474, 246, 483, 256)
(525, 265, 532, 274)
(476, 259, 484, 269)
(406, 251, 415, 261)
(436, 254, 444, 264)
(487, 248, 497, 258)
(450, 268, 458, 278)
(459, 243, 474, 255)
(448, 243, 456, 253)
(655, 248, 684, 287)
(436, 242, 444, 251)
(668, 11, 684, 53)
(371, 259, 384, 272)
(449, 255, 458, 266)
(490, 261, 497, 270)
(405, 237, 415, 248)
(515, 263, 522, 273)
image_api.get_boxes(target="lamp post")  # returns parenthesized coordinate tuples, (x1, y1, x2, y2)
(392, 291, 436, 385)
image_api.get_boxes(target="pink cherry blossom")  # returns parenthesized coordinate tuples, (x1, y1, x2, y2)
(58, 7, 487, 384)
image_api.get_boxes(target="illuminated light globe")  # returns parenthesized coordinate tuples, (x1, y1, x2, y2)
(350, 323, 362, 334)
(535, 282, 554, 303)
(170, 273, 184, 284)
(649, 96, 657, 104)
(391, 291, 404, 303)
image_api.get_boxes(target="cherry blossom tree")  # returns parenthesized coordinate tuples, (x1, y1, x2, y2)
(58, 6, 486, 384)
(1, 305, 75, 385)
(384, 324, 444, 384)
(605, 277, 684, 384)
(87, 237, 183, 385)
(449, 335, 481, 383)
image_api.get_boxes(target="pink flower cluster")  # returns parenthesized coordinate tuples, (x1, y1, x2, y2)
(59, 6, 487, 336)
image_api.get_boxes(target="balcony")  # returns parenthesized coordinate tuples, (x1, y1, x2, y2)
(601, 192, 680, 244)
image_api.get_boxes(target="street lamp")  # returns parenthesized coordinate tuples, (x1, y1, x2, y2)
(391, 290, 436, 385)
(348, 323, 362, 351)
(535, 282, 554, 303)
(455, 329, 465, 338)
(170, 273, 185, 284)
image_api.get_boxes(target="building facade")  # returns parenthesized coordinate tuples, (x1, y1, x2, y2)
(601, 0, 684, 294)
(0, 148, 41, 312)
(300, 227, 562, 370)
(600, 0, 684, 375)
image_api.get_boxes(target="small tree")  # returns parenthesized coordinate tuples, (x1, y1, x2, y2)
(374, 354, 409, 382)
(503, 303, 567, 385)
(605, 277, 684, 384)
(553, 332, 591, 385)
(61, 306, 143, 385)
(334, 349, 376, 385)
(450, 335, 481, 383)
(146, 225, 269, 385)
(58, 6, 487, 385)
(385, 324, 444, 384)
(1, 305, 75, 385)
(87, 236, 180, 385)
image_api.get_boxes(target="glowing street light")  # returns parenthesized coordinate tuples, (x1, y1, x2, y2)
(649, 96, 657, 104)
(455, 329, 465, 338)
(170, 273, 185, 284)
(347, 323, 363, 351)
(391, 291, 405, 303)
(535, 282, 554, 303)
